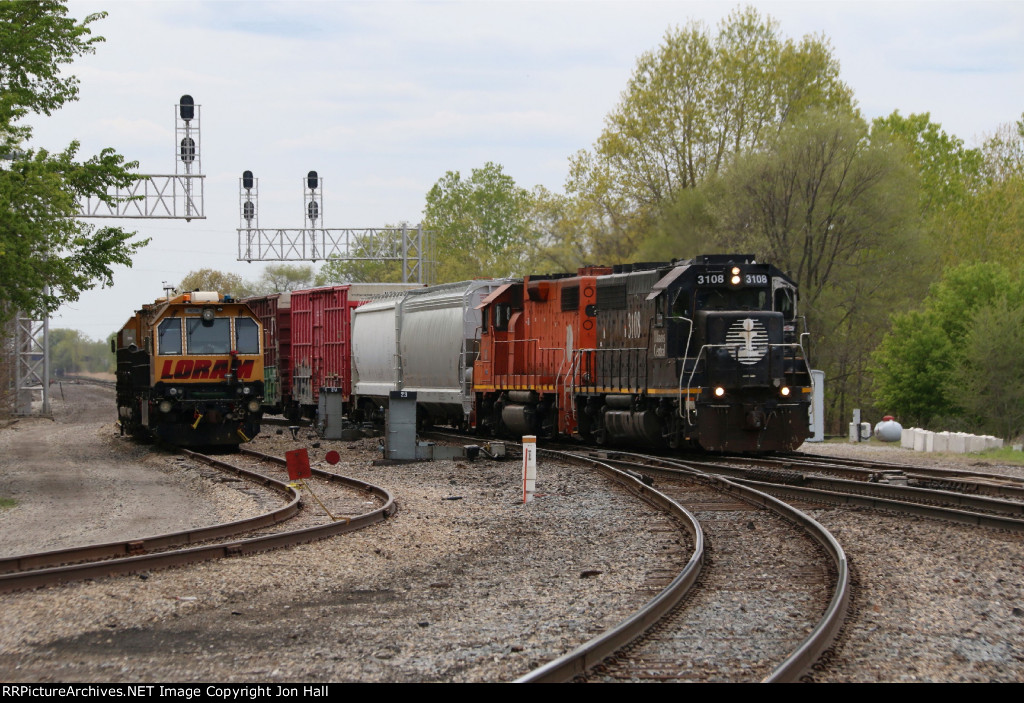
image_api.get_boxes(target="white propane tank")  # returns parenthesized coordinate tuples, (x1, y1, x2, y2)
(874, 415, 903, 442)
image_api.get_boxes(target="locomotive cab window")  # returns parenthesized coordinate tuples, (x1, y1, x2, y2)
(695, 288, 768, 311)
(493, 303, 511, 332)
(774, 288, 796, 320)
(235, 318, 260, 354)
(670, 290, 691, 318)
(186, 317, 231, 354)
(157, 318, 183, 355)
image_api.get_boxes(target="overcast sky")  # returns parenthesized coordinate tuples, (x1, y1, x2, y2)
(26, 0, 1024, 340)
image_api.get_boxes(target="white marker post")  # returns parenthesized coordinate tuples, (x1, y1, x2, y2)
(522, 435, 537, 503)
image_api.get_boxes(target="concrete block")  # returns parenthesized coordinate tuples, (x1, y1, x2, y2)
(967, 434, 988, 453)
(932, 432, 950, 453)
(947, 433, 967, 453)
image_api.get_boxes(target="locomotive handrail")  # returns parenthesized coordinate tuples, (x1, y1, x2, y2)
(564, 350, 582, 425)
(568, 346, 645, 396)
(681, 342, 809, 421)
(675, 315, 695, 415)
(490, 338, 567, 387)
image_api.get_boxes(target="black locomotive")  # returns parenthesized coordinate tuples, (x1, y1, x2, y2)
(474, 255, 813, 452)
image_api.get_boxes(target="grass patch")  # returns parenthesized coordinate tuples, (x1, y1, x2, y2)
(972, 447, 1024, 464)
(0, 496, 16, 510)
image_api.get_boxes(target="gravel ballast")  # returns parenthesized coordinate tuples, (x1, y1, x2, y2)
(0, 385, 687, 682)
(2, 386, 1023, 681)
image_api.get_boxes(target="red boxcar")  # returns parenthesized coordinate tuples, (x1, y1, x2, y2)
(290, 286, 361, 417)
(243, 292, 294, 417)
(247, 283, 425, 420)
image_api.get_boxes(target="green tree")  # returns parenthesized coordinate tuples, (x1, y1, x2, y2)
(423, 162, 535, 282)
(870, 309, 956, 426)
(980, 112, 1024, 183)
(316, 228, 406, 284)
(946, 113, 1024, 266)
(49, 328, 113, 375)
(950, 299, 1024, 439)
(179, 269, 254, 298)
(870, 111, 983, 217)
(0, 1, 145, 324)
(564, 6, 853, 262)
(871, 262, 1021, 428)
(527, 184, 632, 273)
(712, 111, 919, 309)
(701, 110, 924, 429)
(252, 263, 316, 294)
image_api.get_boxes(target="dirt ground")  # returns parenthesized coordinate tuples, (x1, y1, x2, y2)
(0, 383, 249, 556)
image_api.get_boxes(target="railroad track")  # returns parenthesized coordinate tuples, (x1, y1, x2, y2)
(518, 449, 848, 683)
(666, 454, 1024, 530)
(54, 375, 116, 389)
(425, 430, 1024, 681)
(755, 451, 1024, 501)
(0, 447, 395, 593)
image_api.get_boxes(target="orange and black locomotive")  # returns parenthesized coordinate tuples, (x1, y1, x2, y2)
(473, 255, 813, 452)
(114, 292, 264, 446)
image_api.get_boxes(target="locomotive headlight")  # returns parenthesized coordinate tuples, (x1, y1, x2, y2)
(248, 400, 261, 413)
(159, 400, 173, 413)
(242, 386, 252, 396)
(714, 386, 726, 398)
(202, 308, 215, 322)
(730, 273, 741, 285)
(780, 386, 791, 397)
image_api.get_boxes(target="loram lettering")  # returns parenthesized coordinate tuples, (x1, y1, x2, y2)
(159, 359, 255, 381)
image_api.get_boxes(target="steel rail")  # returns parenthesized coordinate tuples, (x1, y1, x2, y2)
(0, 450, 300, 583)
(0, 449, 395, 593)
(658, 453, 1024, 526)
(786, 451, 1024, 491)
(517, 449, 850, 683)
(515, 449, 704, 683)
(665, 458, 1024, 519)
(594, 453, 850, 683)
(734, 478, 1024, 532)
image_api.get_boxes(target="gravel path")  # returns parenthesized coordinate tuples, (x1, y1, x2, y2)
(0, 384, 264, 557)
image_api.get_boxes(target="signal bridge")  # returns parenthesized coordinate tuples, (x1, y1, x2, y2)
(235, 170, 432, 284)
(77, 96, 204, 220)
